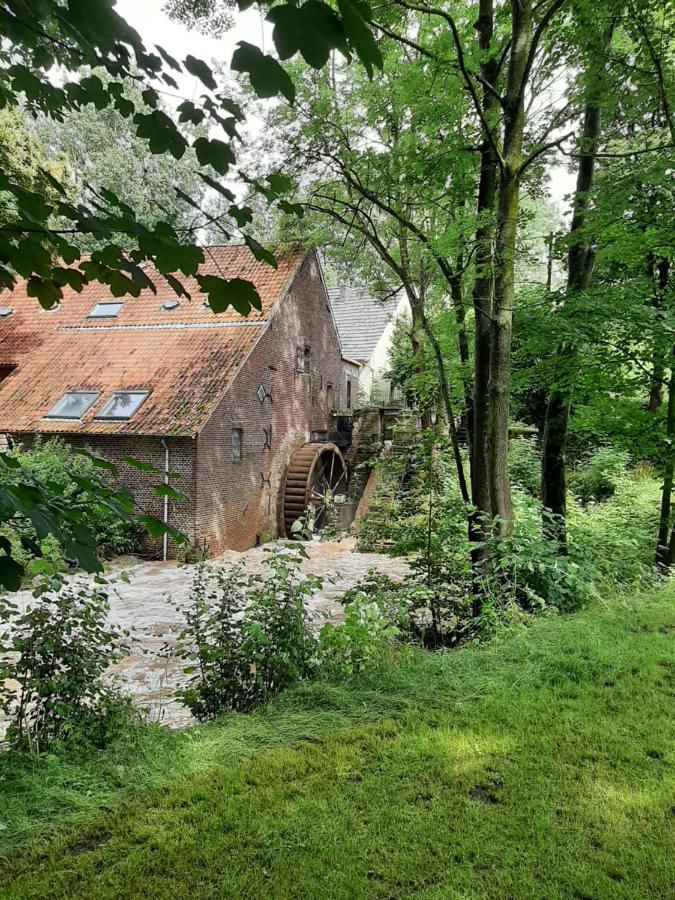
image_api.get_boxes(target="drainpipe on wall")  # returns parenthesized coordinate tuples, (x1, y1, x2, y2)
(160, 438, 170, 562)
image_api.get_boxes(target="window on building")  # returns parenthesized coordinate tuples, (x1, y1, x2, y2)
(297, 345, 311, 374)
(231, 427, 243, 460)
(326, 383, 335, 409)
(346, 379, 352, 409)
(0, 307, 14, 318)
(88, 301, 123, 318)
(0, 364, 16, 384)
(45, 390, 100, 419)
(95, 391, 149, 420)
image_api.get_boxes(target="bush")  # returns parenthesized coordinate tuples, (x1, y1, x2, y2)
(568, 473, 659, 586)
(319, 593, 401, 677)
(479, 494, 592, 616)
(508, 437, 541, 497)
(173, 544, 321, 719)
(569, 446, 631, 503)
(0, 577, 133, 751)
(1, 439, 144, 571)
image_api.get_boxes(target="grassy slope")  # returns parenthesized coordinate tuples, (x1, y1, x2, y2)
(1, 586, 673, 899)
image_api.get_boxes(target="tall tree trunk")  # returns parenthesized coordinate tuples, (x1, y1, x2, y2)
(449, 269, 473, 457)
(487, 0, 532, 534)
(410, 300, 432, 430)
(402, 281, 470, 505)
(656, 347, 675, 568)
(471, 0, 498, 526)
(647, 257, 670, 412)
(541, 21, 614, 550)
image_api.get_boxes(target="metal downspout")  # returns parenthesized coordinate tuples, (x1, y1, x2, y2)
(161, 438, 169, 562)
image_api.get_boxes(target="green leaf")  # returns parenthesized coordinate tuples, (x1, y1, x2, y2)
(193, 137, 235, 175)
(197, 172, 235, 202)
(197, 275, 263, 315)
(229, 205, 253, 228)
(138, 515, 186, 544)
(337, 0, 383, 77)
(152, 483, 187, 501)
(133, 110, 187, 159)
(267, 5, 301, 60)
(184, 55, 217, 90)
(26, 277, 62, 309)
(155, 244, 204, 277)
(244, 235, 278, 268)
(0, 555, 24, 591)
(231, 42, 295, 104)
(267, 172, 294, 195)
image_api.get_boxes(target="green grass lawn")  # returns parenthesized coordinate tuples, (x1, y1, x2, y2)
(1, 585, 673, 899)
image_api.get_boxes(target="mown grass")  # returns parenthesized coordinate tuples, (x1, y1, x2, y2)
(1, 585, 673, 898)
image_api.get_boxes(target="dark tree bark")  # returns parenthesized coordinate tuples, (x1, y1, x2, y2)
(471, 0, 499, 527)
(487, 0, 533, 534)
(647, 257, 670, 412)
(541, 20, 614, 550)
(656, 346, 675, 568)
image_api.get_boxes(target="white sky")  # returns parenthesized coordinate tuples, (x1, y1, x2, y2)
(115, 0, 575, 209)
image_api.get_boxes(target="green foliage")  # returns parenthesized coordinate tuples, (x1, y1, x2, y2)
(0, 441, 136, 586)
(0, 0, 381, 311)
(358, 438, 658, 636)
(0, 439, 182, 591)
(569, 446, 632, 503)
(0, 577, 133, 752)
(508, 436, 541, 497)
(34, 73, 207, 254)
(568, 473, 661, 586)
(319, 594, 400, 676)
(173, 544, 321, 719)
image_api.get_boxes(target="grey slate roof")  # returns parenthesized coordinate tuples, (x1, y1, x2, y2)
(327, 286, 400, 363)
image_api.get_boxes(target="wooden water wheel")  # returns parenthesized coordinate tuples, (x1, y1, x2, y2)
(283, 442, 348, 536)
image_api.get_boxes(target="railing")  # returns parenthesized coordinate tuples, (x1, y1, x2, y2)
(364, 380, 407, 408)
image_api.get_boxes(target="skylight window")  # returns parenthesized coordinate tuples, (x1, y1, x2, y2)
(88, 301, 123, 318)
(0, 307, 14, 318)
(162, 299, 180, 310)
(95, 391, 149, 420)
(45, 391, 100, 419)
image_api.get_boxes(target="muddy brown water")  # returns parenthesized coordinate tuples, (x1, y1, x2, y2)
(2, 537, 410, 731)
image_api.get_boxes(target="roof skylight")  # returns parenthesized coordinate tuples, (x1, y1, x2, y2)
(45, 391, 100, 419)
(95, 391, 149, 421)
(0, 307, 14, 318)
(88, 301, 123, 318)
(162, 299, 180, 310)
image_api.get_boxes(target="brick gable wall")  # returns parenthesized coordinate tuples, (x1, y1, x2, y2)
(194, 250, 358, 554)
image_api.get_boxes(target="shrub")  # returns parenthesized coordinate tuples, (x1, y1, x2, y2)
(508, 437, 541, 497)
(569, 445, 631, 503)
(319, 593, 400, 677)
(567, 474, 659, 586)
(0, 577, 133, 752)
(479, 492, 593, 615)
(1, 439, 144, 569)
(173, 543, 321, 719)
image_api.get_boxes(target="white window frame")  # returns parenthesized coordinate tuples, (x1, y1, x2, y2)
(94, 390, 149, 421)
(45, 390, 100, 420)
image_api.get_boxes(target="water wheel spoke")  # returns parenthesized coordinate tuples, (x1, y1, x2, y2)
(284, 443, 347, 535)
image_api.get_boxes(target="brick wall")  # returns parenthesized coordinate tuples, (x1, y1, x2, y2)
(194, 250, 356, 553)
(12, 432, 197, 558)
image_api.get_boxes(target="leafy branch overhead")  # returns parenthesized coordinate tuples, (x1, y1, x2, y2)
(0, 0, 382, 313)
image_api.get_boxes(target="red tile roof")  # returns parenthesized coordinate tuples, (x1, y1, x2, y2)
(0, 245, 304, 436)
